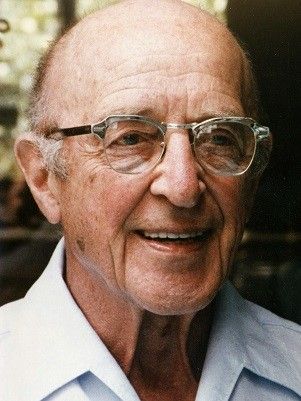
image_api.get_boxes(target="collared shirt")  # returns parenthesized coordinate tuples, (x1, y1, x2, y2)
(0, 239, 300, 401)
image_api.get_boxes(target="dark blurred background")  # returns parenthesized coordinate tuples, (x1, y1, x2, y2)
(227, 0, 301, 324)
(0, 0, 300, 323)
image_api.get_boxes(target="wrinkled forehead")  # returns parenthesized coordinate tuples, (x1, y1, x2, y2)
(41, 1, 244, 125)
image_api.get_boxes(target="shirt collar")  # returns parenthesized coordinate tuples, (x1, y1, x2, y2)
(197, 281, 301, 400)
(6, 239, 140, 401)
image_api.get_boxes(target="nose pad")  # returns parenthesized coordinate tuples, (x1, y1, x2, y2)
(188, 129, 195, 145)
(150, 133, 206, 208)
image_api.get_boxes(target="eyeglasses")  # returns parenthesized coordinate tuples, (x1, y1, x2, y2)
(52, 115, 272, 176)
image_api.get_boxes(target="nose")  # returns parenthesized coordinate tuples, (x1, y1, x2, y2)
(150, 131, 206, 208)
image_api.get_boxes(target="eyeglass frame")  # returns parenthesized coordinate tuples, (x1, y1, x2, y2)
(50, 114, 272, 176)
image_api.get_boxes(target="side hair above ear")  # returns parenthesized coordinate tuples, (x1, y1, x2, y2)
(31, 133, 68, 179)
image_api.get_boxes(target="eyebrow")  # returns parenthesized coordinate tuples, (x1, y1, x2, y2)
(106, 107, 157, 118)
(195, 110, 246, 121)
(102, 109, 245, 123)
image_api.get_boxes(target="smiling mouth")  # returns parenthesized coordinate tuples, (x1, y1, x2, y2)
(136, 230, 212, 243)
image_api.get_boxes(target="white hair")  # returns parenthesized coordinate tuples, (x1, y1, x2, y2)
(31, 133, 68, 179)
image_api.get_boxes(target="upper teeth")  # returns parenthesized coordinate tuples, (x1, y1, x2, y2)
(143, 231, 204, 239)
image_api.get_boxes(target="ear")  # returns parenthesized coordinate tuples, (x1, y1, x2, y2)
(14, 134, 61, 224)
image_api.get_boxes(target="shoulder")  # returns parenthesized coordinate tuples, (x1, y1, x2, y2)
(239, 288, 301, 339)
(223, 283, 301, 397)
(0, 298, 26, 375)
(222, 280, 301, 333)
(0, 298, 24, 339)
(0, 298, 25, 398)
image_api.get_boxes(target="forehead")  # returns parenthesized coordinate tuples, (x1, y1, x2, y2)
(45, 4, 245, 126)
(97, 54, 244, 121)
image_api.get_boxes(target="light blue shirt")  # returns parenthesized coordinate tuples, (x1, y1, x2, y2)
(0, 239, 300, 401)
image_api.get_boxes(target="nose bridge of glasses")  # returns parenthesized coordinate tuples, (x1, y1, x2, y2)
(163, 122, 196, 144)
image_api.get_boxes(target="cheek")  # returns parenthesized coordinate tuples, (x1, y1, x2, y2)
(211, 176, 247, 225)
(210, 177, 248, 273)
(59, 166, 152, 276)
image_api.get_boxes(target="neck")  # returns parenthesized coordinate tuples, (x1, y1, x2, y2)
(128, 309, 213, 401)
(66, 260, 214, 400)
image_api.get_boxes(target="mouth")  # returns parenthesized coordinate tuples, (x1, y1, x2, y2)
(136, 229, 212, 243)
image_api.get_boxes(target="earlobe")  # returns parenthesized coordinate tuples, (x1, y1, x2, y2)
(14, 135, 61, 224)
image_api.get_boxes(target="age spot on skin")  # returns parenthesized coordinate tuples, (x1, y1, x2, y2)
(89, 173, 97, 183)
(77, 238, 85, 252)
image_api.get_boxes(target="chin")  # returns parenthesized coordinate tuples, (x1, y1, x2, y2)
(131, 290, 217, 316)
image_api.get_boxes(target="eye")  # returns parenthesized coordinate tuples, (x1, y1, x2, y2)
(118, 131, 146, 146)
(194, 123, 245, 161)
(103, 121, 165, 174)
(196, 126, 241, 148)
(210, 130, 236, 146)
(105, 119, 161, 148)
(106, 129, 162, 149)
(193, 120, 257, 175)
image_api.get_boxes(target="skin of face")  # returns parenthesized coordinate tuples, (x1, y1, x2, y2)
(17, 0, 256, 317)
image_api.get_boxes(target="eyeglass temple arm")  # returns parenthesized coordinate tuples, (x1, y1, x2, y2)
(250, 125, 272, 175)
(254, 125, 271, 141)
(55, 123, 106, 138)
(56, 125, 93, 136)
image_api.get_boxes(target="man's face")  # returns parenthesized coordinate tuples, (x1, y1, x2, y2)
(51, 12, 252, 315)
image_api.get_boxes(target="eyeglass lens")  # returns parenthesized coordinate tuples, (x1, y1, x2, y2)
(194, 121, 256, 176)
(103, 120, 165, 174)
(101, 119, 256, 175)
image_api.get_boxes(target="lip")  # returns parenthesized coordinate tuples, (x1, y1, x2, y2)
(134, 229, 213, 254)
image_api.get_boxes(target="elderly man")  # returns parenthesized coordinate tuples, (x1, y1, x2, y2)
(1, 0, 300, 400)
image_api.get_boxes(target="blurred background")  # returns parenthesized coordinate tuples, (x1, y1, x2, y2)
(0, 0, 300, 323)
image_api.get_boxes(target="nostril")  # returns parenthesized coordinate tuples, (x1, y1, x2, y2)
(150, 168, 206, 209)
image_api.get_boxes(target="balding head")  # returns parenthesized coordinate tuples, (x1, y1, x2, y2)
(30, 0, 258, 134)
